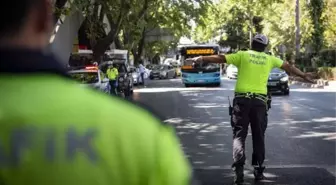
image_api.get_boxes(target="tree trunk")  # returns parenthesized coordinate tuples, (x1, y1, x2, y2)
(92, 11, 124, 61)
(248, 0, 253, 48)
(132, 28, 147, 65)
(295, 0, 301, 60)
(114, 37, 123, 49)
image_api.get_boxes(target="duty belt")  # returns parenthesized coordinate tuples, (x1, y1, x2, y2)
(234, 92, 268, 103)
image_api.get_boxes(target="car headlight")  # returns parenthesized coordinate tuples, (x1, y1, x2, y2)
(280, 76, 288, 82)
(132, 74, 137, 78)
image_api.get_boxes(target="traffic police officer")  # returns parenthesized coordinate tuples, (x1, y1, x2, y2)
(106, 64, 119, 95)
(190, 34, 314, 184)
(0, 0, 193, 185)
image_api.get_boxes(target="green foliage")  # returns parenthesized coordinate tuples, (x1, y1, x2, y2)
(117, 0, 211, 62)
(318, 67, 335, 79)
(307, 0, 326, 55)
(193, 0, 335, 64)
(319, 49, 336, 67)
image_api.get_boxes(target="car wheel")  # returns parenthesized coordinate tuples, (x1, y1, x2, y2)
(124, 89, 132, 97)
(283, 89, 290, 95)
(214, 83, 221, 87)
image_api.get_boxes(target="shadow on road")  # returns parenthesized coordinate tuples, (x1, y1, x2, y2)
(194, 167, 336, 185)
(131, 83, 336, 183)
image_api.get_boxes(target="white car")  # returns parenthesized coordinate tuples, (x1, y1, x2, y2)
(226, 64, 238, 79)
(68, 66, 109, 93)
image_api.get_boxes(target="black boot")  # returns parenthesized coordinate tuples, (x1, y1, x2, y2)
(233, 166, 244, 184)
(253, 166, 265, 181)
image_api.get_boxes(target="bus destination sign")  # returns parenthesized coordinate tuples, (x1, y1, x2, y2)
(186, 48, 215, 55)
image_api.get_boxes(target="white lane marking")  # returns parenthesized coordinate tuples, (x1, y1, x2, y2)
(193, 164, 336, 176)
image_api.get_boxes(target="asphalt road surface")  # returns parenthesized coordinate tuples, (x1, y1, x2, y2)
(133, 77, 336, 185)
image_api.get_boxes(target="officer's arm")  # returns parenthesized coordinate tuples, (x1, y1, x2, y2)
(151, 125, 200, 185)
(201, 55, 226, 64)
(280, 60, 315, 83)
(280, 62, 305, 79)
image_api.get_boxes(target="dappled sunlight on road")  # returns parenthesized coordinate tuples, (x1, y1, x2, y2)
(292, 131, 336, 140)
(290, 88, 336, 93)
(191, 103, 229, 108)
(133, 87, 233, 93)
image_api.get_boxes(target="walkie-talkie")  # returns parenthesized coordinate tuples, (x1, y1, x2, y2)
(228, 96, 233, 116)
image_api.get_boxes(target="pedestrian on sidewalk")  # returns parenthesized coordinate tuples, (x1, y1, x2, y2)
(138, 60, 146, 86)
(189, 34, 314, 184)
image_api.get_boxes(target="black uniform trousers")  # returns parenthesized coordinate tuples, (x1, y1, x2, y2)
(231, 95, 268, 169)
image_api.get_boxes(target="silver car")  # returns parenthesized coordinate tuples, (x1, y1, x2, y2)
(149, 65, 176, 79)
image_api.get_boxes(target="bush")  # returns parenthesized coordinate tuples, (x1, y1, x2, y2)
(317, 67, 335, 80)
(318, 49, 336, 67)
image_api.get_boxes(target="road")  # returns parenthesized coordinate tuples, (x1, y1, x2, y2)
(133, 77, 336, 185)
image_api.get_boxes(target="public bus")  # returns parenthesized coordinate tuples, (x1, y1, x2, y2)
(178, 44, 221, 87)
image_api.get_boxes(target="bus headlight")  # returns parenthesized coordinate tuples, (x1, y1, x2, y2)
(280, 76, 288, 82)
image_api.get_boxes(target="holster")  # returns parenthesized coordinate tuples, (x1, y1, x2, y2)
(267, 93, 272, 110)
(229, 105, 233, 116)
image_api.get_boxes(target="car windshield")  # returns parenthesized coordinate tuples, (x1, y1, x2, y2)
(202, 63, 220, 70)
(129, 67, 137, 73)
(271, 68, 284, 73)
(114, 64, 127, 73)
(69, 72, 99, 84)
(154, 65, 165, 70)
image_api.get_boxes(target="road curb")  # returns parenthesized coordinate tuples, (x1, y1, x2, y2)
(289, 79, 329, 89)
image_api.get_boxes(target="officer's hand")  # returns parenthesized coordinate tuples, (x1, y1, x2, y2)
(186, 56, 203, 64)
(303, 73, 315, 84)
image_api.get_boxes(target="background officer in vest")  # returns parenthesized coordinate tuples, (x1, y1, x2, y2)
(106, 63, 119, 95)
(0, 0, 193, 184)
(189, 34, 314, 184)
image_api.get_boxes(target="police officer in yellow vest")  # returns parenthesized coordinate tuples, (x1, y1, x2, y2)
(0, 0, 193, 185)
(190, 34, 314, 184)
(106, 64, 119, 95)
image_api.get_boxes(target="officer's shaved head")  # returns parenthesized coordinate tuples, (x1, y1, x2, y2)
(0, 0, 53, 48)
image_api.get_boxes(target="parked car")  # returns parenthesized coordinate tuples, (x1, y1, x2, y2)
(267, 68, 290, 95)
(149, 65, 176, 79)
(226, 64, 238, 79)
(68, 66, 109, 93)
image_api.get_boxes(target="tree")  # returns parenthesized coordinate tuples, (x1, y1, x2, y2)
(307, 0, 326, 55)
(117, 0, 210, 64)
(323, 0, 336, 47)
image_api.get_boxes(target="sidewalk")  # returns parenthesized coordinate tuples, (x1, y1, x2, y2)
(324, 81, 336, 90)
(290, 76, 336, 89)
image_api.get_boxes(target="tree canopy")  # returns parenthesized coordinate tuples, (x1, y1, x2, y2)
(193, 0, 336, 66)
(57, 0, 335, 66)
